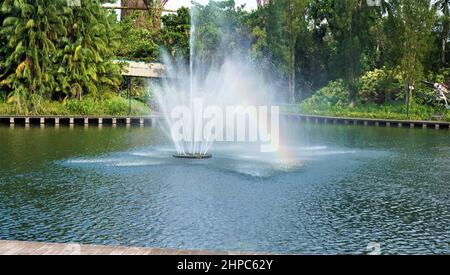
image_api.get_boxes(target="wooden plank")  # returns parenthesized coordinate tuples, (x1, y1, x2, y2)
(0, 240, 259, 255)
(2, 113, 448, 129)
(0, 241, 24, 255)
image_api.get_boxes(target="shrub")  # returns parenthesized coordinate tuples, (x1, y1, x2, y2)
(66, 98, 99, 115)
(301, 79, 350, 110)
(101, 97, 130, 115)
(426, 68, 450, 85)
(0, 96, 151, 116)
(357, 67, 403, 104)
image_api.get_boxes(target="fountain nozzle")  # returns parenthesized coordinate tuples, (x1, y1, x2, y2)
(173, 153, 212, 159)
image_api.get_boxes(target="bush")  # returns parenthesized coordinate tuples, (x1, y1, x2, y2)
(65, 97, 151, 116)
(0, 96, 152, 116)
(357, 68, 403, 104)
(301, 79, 350, 109)
(299, 100, 449, 121)
(426, 68, 450, 85)
(299, 78, 449, 121)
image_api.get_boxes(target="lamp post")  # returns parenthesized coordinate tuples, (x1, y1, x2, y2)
(127, 77, 132, 115)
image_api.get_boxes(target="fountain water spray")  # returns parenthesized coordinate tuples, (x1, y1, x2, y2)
(150, 2, 279, 159)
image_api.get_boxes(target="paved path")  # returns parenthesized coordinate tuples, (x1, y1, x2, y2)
(0, 240, 246, 255)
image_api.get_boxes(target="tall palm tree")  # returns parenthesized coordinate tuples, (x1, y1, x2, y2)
(0, 0, 66, 106)
(0, 9, 7, 102)
(57, 0, 121, 99)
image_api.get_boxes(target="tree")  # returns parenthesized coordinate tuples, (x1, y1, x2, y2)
(435, 0, 449, 66)
(0, 0, 67, 111)
(143, 0, 169, 31)
(116, 10, 160, 62)
(159, 7, 190, 60)
(300, 0, 334, 96)
(248, 0, 309, 102)
(0, 7, 7, 101)
(393, 0, 436, 115)
(260, 0, 291, 95)
(325, 0, 379, 103)
(285, 0, 308, 103)
(56, 0, 121, 100)
(120, 0, 168, 30)
(192, 0, 249, 66)
(0, 0, 122, 111)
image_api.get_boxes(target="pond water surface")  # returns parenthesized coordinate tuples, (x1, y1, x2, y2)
(0, 122, 449, 254)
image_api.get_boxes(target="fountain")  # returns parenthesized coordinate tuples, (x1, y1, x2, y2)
(151, 4, 278, 159)
(1, 1, 447, 256)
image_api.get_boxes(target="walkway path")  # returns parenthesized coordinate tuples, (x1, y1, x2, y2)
(0, 240, 248, 255)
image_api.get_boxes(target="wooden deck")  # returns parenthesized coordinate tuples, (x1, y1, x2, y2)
(283, 113, 450, 129)
(1, 113, 449, 130)
(0, 240, 247, 255)
(0, 115, 162, 127)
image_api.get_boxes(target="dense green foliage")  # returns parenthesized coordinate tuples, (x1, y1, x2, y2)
(0, 0, 448, 118)
(0, 97, 150, 115)
(357, 68, 403, 104)
(56, 0, 122, 99)
(300, 100, 449, 121)
(0, 0, 122, 114)
(301, 80, 350, 108)
(254, 0, 448, 103)
(249, 0, 449, 119)
(160, 7, 190, 60)
(116, 6, 190, 62)
(116, 11, 160, 61)
(300, 79, 450, 121)
(1, 0, 68, 110)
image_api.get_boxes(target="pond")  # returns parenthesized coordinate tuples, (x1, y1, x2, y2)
(0, 121, 449, 254)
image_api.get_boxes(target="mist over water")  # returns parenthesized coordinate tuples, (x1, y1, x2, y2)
(151, 5, 279, 156)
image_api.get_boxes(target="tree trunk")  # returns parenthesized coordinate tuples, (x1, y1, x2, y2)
(290, 52, 296, 103)
(288, 0, 295, 103)
(442, 18, 449, 66)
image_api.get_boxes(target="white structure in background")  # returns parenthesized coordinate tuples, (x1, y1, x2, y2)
(119, 61, 164, 78)
(67, 0, 81, 7)
(102, 0, 122, 21)
(68, 0, 121, 20)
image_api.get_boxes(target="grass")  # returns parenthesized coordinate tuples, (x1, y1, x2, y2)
(298, 102, 450, 121)
(0, 96, 152, 116)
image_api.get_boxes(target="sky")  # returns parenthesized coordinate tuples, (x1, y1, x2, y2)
(165, 0, 258, 11)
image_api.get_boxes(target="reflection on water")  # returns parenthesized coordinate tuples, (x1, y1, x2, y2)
(0, 123, 449, 254)
(63, 144, 362, 177)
